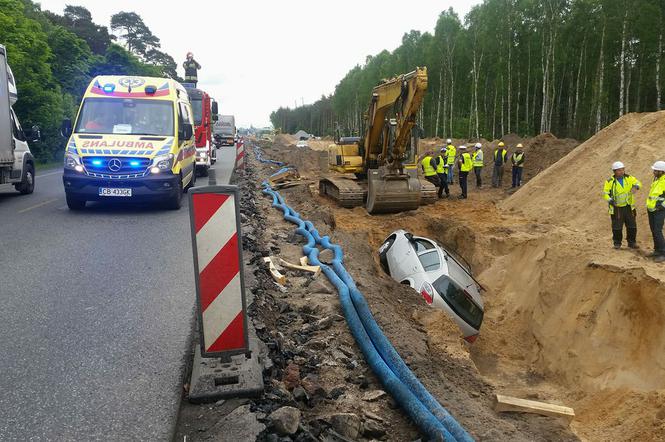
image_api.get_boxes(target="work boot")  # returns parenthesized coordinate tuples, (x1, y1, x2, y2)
(613, 243, 621, 249)
(654, 255, 665, 263)
(647, 251, 659, 257)
(628, 242, 638, 249)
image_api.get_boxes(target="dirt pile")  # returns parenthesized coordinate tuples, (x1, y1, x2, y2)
(504, 111, 665, 237)
(472, 112, 665, 440)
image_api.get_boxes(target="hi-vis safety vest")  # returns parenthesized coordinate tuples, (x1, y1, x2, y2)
(460, 152, 473, 172)
(436, 155, 447, 174)
(646, 175, 665, 212)
(446, 145, 456, 165)
(472, 150, 483, 167)
(512, 152, 525, 167)
(421, 156, 437, 176)
(603, 174, 641, 215)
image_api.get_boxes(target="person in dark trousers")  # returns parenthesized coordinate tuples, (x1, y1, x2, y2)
(183, 52, 201, 86)
(472, 143, 484, 187)
(646, 161, 665, 262)
(511, 143, 525, 187)
(435, 148, 450, 198)
(603, 161, 641, 249)
(420, 151, 441, 196)
(492, 142, 508, 188)
(457, 145, 472, 199)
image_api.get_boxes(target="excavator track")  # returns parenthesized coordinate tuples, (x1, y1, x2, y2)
(319, 177, 366, 208)
(319, 176, 437, 211)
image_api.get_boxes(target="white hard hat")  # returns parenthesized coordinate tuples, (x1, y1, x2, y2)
(446, 138, 452, 144)
(475, 143, 482, 148)
(652, 160, 665, 172)
(612, 161, 625, 170)
(459, 145, 467, 149)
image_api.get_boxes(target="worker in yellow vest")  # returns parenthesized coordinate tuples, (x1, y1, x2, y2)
(472, 143, 484, 187)
(420, 151, 442, 197)
(457, 145, 473, 199)
(646, 161, 665, 262)
(511, 143, 525, 187)
(492, 141, 508, 188)
(445, 139, 456, 185)
(435, 147, 450, 198)
(603, 161, 641, 249)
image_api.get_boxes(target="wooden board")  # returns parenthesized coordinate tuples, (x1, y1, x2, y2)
(495, 394, 575, 422)
(279, 258, 321, 277)
(263, 257, 286, 285)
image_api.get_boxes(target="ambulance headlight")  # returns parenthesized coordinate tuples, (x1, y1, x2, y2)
(151, 153, 174, 172)
(64, 153, 82, 170)
(200, 152, 208, 159)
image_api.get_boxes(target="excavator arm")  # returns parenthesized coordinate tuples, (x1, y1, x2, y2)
(320, 67, 435, 214)
(363, 67, 428, 173)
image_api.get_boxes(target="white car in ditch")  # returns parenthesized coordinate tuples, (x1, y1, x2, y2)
(378, 229, 484, 343)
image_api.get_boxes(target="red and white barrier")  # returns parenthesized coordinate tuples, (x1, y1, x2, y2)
(189, 186, 249, 357)
(236, 139, 245, 170)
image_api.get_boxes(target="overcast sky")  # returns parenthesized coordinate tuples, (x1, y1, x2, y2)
(38, 0, 479, 128)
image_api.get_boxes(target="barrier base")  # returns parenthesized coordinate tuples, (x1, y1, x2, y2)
(188, 332, 264, 404)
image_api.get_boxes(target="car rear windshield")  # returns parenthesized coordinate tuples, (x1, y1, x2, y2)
(75, 98, 174, 136)
(190, 97, 203, 125)
(432, 275, 483, 329)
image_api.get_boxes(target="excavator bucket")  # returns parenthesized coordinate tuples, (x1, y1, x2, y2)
(366, 169, 421, 214)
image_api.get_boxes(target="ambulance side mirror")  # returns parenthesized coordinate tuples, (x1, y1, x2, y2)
(211, 101, 218, 115)
(60, 119, 72, 138)
(181, 123, 193, 140)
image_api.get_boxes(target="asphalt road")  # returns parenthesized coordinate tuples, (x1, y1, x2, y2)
(0, 146, 237, 440)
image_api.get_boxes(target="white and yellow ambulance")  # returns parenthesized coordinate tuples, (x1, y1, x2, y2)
(61, 75, 196, 210)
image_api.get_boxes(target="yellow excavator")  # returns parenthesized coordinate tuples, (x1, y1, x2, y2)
(319, 67, 436, 214)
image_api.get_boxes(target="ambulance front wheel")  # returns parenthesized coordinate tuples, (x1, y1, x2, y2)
(66, 193, 86, 210)
(165, 175, 183, 210)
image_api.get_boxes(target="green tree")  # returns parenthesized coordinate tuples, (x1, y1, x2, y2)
(110, 11, 160, 58)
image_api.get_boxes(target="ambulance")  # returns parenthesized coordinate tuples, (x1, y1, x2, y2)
(61, 75, 196, 210)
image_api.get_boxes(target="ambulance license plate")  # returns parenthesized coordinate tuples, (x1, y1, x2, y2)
(99, 187, 132, 197)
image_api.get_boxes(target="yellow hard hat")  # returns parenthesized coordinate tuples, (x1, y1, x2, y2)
(516, 143, 523, 148)
(498, 141, 505, 147)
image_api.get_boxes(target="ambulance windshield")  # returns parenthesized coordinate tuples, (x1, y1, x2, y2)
(75, 98, 174, 136)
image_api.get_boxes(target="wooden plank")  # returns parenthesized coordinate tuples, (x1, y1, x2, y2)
(263, 257, 286, 285)
(279, 258, 321, 277)
(495, 394, 575, 422)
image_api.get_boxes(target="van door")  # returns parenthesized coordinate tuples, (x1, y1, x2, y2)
(0, 46, 14, 164)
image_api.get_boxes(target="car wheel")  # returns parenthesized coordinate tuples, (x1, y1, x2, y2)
(15, 163, 35, 194)
(378, 235, 397, 275)
(66, 193, 86, 210)
(166, 175, 183, 210)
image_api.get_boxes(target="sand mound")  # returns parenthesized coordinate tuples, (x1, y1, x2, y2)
(471, 112, 665, 441)
(503, 111, 665, 238)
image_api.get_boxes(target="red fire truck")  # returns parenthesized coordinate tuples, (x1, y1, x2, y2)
(187, 88, 218, 176)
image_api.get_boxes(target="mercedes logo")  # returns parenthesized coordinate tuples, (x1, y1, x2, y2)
(108, 158, 122, 172)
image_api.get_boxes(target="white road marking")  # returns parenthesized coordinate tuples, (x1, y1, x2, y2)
(17, 198, 60, 214)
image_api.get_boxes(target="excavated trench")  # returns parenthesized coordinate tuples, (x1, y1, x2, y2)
(262, 126, 665, 441)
